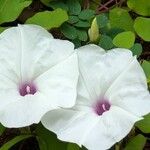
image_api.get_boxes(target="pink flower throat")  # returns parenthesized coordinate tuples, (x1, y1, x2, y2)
(94, 99, 111, 116)
(19, 82, 37, 96)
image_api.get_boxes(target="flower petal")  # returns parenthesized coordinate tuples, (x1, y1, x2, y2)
(17, 24, 75, 80)
(83, 106, 141, 150)
(76, 44, 105, 101)
(105, 57, 150, 117)
(41, 108, 98, 146)
(0, 53, 78, 127)
(0, 92, 53, 127)
(35, 53, 79, 108)
(0, 89, 19, 110)
(0, 25, 78, 127)
(42, 106, 140, 150)
(29, 38, 75, 79)
(0, 24, 75, 81)
(0, 24, 53, 82)
(77, 46, 133, 104)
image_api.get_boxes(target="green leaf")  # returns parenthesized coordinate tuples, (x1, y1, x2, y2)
(78, 9, 95, 20)
(107, 28, 124, 39)
(130, 43, 142, 57)
(74, 20, 90, 28)
(0, 123, 5, 136)
(0, 0, 32, 24)
(89, 0, 100, 9)
(99, 35, 114, 50)
(136, 114, 150, 133)
(26, 9, 68, 29)
(113, 31, 135, 48)
(127, 0, 150, 16)
(67, 0, 81, 15)
(81, 147, 87, 150)
(124, 134, 146, 150)
(0, 135, 32, 150)
(0, 27, 6, 33)
(61, 23, 77, 40)
(96, 13, 109, 28)
(134, 17, 150, 42)
(72, 39, 81, 48)
(109, 8, 134, 31)
(67, 143, 80, 150)
(36, 136, 47, 150)
(77, 29, 88, 41)
(141, 60, 150, 83)
(49, 1, 68, 11)
(36, 124, 67, 150)
(68, 16, 79, 24)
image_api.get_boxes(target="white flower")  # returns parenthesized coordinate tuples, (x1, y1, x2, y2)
(0, 24, 79, 128)
(42, 45, 150, 150)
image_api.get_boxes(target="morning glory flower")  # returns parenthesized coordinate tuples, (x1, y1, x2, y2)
(0, 24, 79, 128)
(42, 45, 150, 150)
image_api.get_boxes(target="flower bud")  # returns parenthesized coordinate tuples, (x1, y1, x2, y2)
(88, 17, 100, 43)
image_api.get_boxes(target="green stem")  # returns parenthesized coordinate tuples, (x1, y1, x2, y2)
(20, 127, 31, 134)
(115, 144, 120, 150)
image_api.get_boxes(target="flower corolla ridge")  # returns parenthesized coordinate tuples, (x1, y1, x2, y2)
(0, 24, 79, 128)
(42, 44, 150, 150)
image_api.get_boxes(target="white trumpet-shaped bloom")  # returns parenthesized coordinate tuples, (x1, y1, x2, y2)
(42, 45, 150, 150)
(0, 24, 79, 128)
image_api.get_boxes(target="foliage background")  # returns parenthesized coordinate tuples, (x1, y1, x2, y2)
(0, 0, 150, 149)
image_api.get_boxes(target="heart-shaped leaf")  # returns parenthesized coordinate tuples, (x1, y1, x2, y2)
(0, 0, 32, 24)
(109, 8, 134, 31)
(113, 31, 135, 48)
(26, 9, 68, 29)
(127, 0, 150, 16)
(134, 17, 150, 42)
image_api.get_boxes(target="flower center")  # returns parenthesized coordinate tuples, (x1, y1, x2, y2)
(94, 99, 111, 116)
(19, 82, 37, 96)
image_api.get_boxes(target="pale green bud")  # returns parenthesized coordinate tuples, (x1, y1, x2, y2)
(88, 17, 100, 43)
